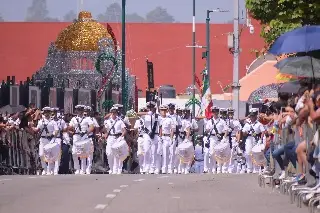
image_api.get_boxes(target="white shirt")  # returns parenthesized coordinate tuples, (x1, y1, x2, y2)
(160, 116, 174, 135)
(226, 118, 242, 136)
(242, 119, 265, 135)
(69, 116, 94, 134)
(181, 119, 192, 133)
(188, 117, 198, 130)
(36, 118, 59, 137)
(104, 117, 126, 135)
(194, 144, 204, 161)
(205, 117, 228, 135)
(134, 118, 145, 135)
(143, 112, 161, 134)
(166, 113, 182, 130)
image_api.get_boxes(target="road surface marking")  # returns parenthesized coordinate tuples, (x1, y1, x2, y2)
(168, 182, 174, 185)
(28, 177, 37, 179)
(157, 176, 169, 179)
(95, 204, 107, 209)
(0, 179, 12, 181)
(134, 179, 145, 182)
(172, 196, 180, 199)
(113, 189, 121, 193)
(106, 194, 116, 198)
(120, 185, 128, 188)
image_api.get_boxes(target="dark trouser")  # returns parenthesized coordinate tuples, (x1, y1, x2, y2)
(0, 143, 9, 164)
(272, 145, 286, 170)
(59, 143, 70, 174)
(283, 142, 297, 168)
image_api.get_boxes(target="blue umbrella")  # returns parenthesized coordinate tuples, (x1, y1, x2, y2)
(269, 25, 320, 55)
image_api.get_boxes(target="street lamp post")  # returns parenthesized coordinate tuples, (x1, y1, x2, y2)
(205, 8, 229, 88)
(121, 0, 126, 112)
(192, 0, 196, 117)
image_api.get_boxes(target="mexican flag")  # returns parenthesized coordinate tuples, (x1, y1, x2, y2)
(201, 69, 213, 118)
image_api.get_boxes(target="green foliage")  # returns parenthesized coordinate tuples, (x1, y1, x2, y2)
(246, 0, 320, 46)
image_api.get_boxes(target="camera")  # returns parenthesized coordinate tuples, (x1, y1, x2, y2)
(249, 25, 254, 34)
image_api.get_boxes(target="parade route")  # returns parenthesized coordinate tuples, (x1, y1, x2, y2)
(0, 174, 303, 213)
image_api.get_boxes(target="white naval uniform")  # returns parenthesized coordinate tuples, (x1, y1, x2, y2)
(36, 118, 59, 175)
(142, 111, 161, 174)
(242, 120, 265, 173)
(134, 118, 146, 173)
(176, 118, 194, 174)
(86, 117, 100, 174)
(194, 144, 204, 173)
(205, 117, 228, 173)
(159, 116, 174, 174)
(69, 115, 94, 174)
(202, 118, 212, 173)
(225, 118, 242, 173)
(104, 117, 126, 174)
(167, 113, 182, 173)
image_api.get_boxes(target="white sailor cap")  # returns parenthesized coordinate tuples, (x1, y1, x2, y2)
(146, 101, 156, 107)
(212, 106, 219, 111)
(75, 104, 85, 109)
(249, 108, 259, 115)
(84, 106, 92, 111)
(159, 105, 168, 110)
(42, 107, 52, 112)
(219, 108, 227, 112)
(110, 106, 118, 112)
(113, 104, 123, 108)
(52, 107, 59, 111)
(227, 107, 235, 113)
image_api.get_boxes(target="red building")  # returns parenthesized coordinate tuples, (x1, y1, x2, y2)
(0, 19, 264, 94)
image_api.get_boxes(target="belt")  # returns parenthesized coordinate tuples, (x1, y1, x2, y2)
(109, 133, 122, 137)
(195, 159, 204, 162)
(162, 134, 171, 136)
(138, 135, 143, 137)
(41, 136, 53, 139)
(88, 135, 94, 138)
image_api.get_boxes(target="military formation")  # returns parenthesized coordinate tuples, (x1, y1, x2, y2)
(35, 101, 267, 175)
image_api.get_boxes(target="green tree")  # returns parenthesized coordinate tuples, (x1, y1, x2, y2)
(246, 0, 320, 46)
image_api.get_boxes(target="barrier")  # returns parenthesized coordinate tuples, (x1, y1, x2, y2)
(258, 121, 320, 211)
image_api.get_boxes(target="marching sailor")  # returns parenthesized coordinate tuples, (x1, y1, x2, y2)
(182, 107, 199, 137)
(241, 108, 265, 173)
(205, 106, 228, 174)
(104, 106, 127, 174)
(176, 111, 194, 174)
(134, 107, 148, 174)
(68, 105, 95, 175)
(142, 101, 161, 174)
(225, 108, 242, 173)
(167, 103, 182, 174)
(202, 116, 212, 173)
(159, 105, 174, 174)
(194, 135, 205, 173)
(32, 107, 59, 175)
(52, 107, 69, 174)
(218, 108, 230, 173)
(84, 106, 99, 174)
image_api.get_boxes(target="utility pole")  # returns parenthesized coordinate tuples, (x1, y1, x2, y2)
(121, 0, 126, 111)
(192, 0, 196, 117)
(205, 10, 212, 87)
(232, 0, 240, 119)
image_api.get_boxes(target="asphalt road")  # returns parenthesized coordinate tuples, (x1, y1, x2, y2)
(0, 173, 303, 213)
